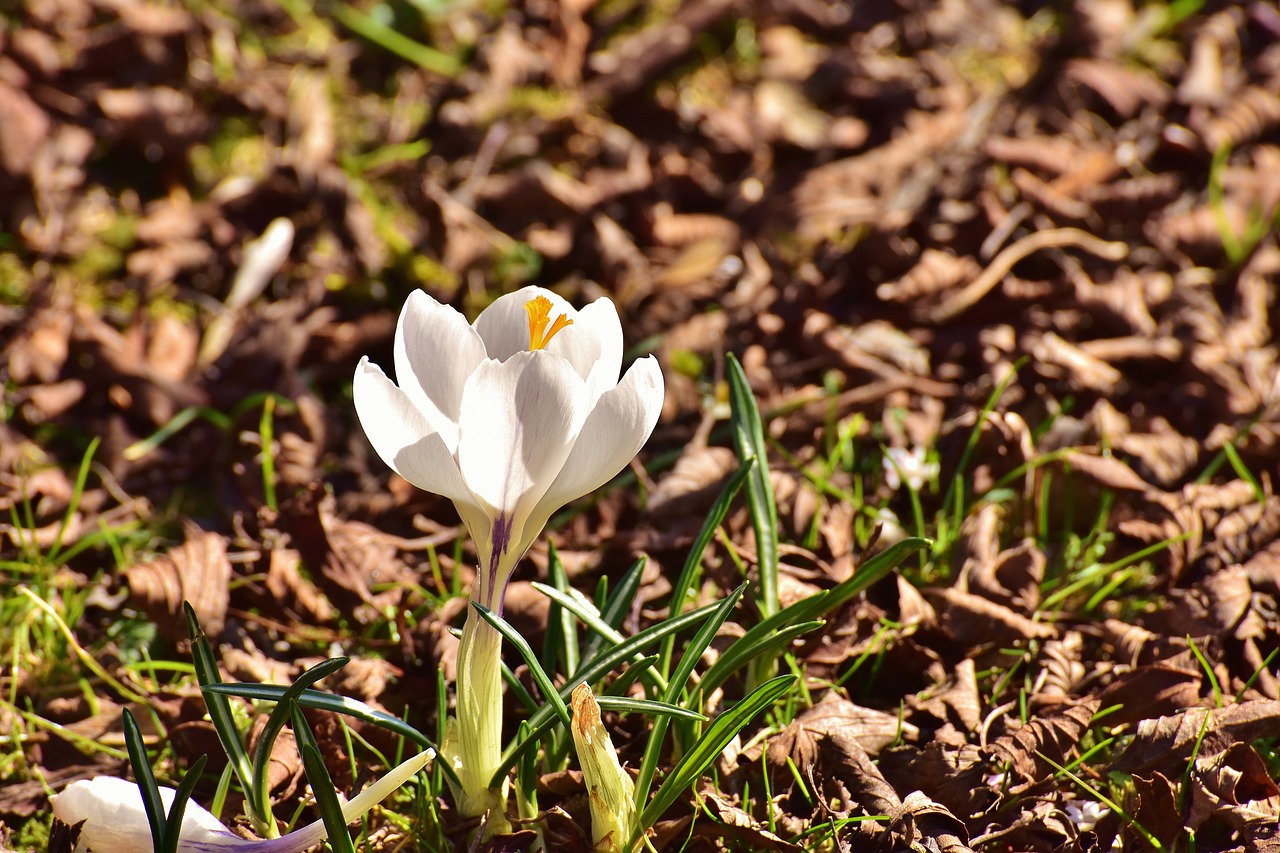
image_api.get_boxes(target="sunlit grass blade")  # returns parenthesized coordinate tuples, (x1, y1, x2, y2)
(249, 657, 350, 832)
(532, 581, 666, 695)
(581, 555, 647, 664)
(46, 437, 99, 565)
(727, 354, 779, 623)
(515, 720, 539, 821)
(605, 655, 659, 698)
(634, 584, 745, 814)
(595, 696, 705, 721)
(636, 674, 797, 839)
(292, 704, 357, 853)
(330, 1, 462, 76)
(199, 682, 460, 793)
(543, 542, 579, 679)
(660, 459, 753, 678)
(938, 359, 1024, 552)
(492, 599, 726, 783)
(123, 407, 231, 462)
(695, 620, 823, 706)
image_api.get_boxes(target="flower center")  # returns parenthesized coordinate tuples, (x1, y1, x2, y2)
(524, 295, 573, 350)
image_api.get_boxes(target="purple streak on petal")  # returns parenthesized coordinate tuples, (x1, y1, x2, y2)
(489, 511, 512, 612)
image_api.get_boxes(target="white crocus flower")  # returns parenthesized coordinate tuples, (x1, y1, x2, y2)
(51, 750, 432, 852)
(353, 286, 663, 824)
(1063, 799, 1109, 833)
(882, 445, 938, 492)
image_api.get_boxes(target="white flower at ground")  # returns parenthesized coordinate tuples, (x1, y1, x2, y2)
(51, 750, 432, 852)
(882, 445, 938, 492)
(1063, 799, 1109, 832)
(354, 286, 663, 614)
(354, 286, 663, 824)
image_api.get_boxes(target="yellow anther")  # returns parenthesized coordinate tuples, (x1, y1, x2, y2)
(525, 295, 573, 350)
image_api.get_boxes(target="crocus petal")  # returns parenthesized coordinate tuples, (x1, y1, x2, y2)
(53, 777, 234, 852)
(545, 297, 623, 406)
(53, 750, 433, 853)
(473, 286, 577, 362)
(353, 358, 476, 510)
(534, 355, 663, 521)
(456, 351, 588, 601)
(393, 290, 487, 451)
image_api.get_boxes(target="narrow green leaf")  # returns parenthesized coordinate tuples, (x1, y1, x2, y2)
(293, 705, 357, 853)
(122, 708, 166, 852)
(727, 354, 779, 620)
(543, 541, 579, 678)
(634, 584, 746, 811)
(162, 754, 209, 853)
(532, 582, 666, 695)
(581, 556, 647, 663)
(492, 599, 726, 784)
(697, 620, 823, 702)
(638, 674, 797, 834)
(250, 657, 350, 825)
(595, 696, 705, 721)
(660, 460, 754, 677)
(472, 602, 572, 729)
(185, 603, 256, 818)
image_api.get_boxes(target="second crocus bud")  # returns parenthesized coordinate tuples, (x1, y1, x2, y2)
(570, 683, 638, 853)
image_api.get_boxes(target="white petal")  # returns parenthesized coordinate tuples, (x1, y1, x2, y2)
(393, 290, 486, 450)
(455, 350, 588, 562)
(534, 355, 663, 518)
(546, 296, 623, 406)
(353, 357, 476, 509)
(472, 286, 577, 362)
(52, 777, 236, 852)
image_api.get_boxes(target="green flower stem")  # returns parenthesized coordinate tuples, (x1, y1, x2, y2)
(450, 608, 510, 833)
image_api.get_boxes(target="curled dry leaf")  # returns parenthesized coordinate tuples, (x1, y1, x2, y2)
(984, 699, 1099, 786)
(929, 587, 1056, 646)
(124, 520, 230, 639)
(1111, 700, 1280, 775)
(891, 791, 973, 853)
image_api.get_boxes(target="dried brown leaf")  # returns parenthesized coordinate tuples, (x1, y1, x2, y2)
(985, 700, 1099, 785)
(125, 520, 230, 639)
(1112, 700, 1280, 775)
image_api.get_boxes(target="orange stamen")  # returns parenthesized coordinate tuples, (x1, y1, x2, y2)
(525, 295, 573, 350)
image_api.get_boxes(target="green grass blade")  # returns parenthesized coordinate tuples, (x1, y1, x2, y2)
(163, 754, 208, 853)
(122, 707, 167, 852)
(46, 437, 99, 565)
(330, 1, 462, 76)
(637, 674, 797, 836)
(492, 599, 726, 783)
(250, 657, 349, 828)
(292, 705, 357, 853)
(581, 556, 647, 664)
(727, 354, 779, 621)
(543, 541, 579, 679)
(634, 584, 746, 813)
(697, 620, 823, 703)
(595, 696, 705, 721)
(660, 460, 754, 677)
(605, 655, 659, 699)
(185, 604, 256, 815)
(200, 682, 459, 793)
(472, 602, 572, 729)
(532, 581, 666, 694)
